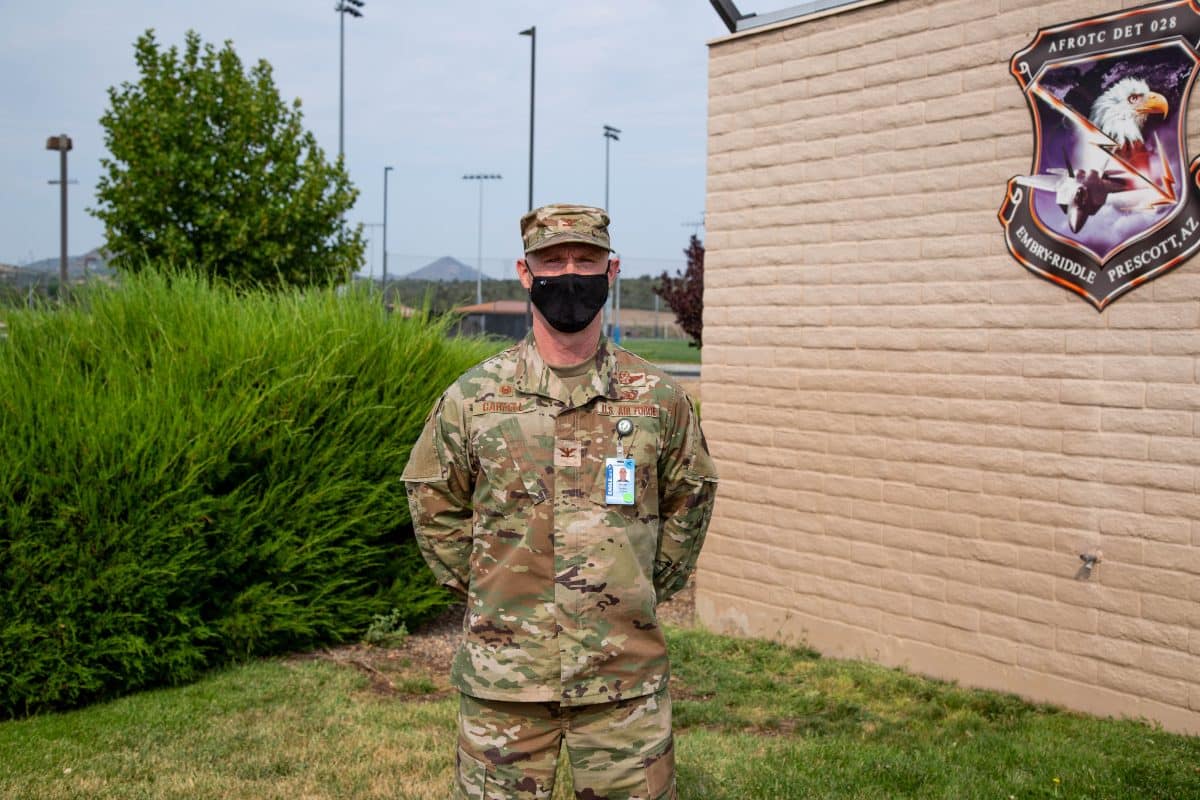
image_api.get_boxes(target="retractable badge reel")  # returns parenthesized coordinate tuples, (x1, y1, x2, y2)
(605, 418, 636, 505)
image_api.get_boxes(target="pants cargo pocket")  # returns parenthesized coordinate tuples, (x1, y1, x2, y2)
(644, 735, 676, 800)
(456, 744, 489, 800)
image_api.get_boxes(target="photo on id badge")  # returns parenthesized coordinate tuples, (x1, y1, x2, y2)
(605, 457, 635, 505)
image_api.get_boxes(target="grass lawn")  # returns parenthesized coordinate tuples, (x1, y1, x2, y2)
(1, 627, 1197, 799)
(620, 336, 701, 365)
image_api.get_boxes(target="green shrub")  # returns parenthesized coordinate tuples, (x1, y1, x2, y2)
(363, 608, 409, 649)
(0, 271, 499, 717)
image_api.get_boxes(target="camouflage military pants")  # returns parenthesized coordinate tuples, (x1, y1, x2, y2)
(454, 687, 675, 800)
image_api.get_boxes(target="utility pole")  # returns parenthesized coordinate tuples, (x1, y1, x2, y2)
(682, 217, 706, 238)
(45, 134, 73, 300)
(363, 222, 383, 281)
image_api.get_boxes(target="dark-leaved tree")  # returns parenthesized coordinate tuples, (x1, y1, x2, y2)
(655, 234, 704, 348)
(92, 30, 364, 288)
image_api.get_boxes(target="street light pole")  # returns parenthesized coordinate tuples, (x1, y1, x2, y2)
(519, 25, 537, 334)
(45, 134, 73, 300)
(383, 165, 393, 300)
(603, 125, 621, 341)
(519, 26, 536, 211)
(462, 173, 502, 306)
(335, 0, 364, 161)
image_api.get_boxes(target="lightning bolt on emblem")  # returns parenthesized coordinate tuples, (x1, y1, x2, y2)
(1030, 84, 1178, 204)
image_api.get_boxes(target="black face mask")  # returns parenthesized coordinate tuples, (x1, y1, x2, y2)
(528, 270, 610, 333)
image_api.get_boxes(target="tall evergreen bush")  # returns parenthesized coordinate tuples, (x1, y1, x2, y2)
(0, 273, 498, 717)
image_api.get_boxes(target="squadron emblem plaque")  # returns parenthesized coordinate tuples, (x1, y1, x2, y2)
(999, 1, 1200, 309)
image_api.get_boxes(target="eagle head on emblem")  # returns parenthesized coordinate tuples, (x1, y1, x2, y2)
(1089, 77, 1169, 170)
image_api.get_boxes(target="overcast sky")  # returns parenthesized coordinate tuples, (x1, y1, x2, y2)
(0, 1, 728, 278)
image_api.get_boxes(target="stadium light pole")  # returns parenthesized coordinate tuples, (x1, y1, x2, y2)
(336, 0, 364, 161)
(463, 173, 502, 305)
(603, 125, 621, 342)
(519, 25, 536, 333)
(603, 125, 620, 210)
(382, 165, 393, 299)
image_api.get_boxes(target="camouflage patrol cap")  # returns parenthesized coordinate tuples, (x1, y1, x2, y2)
(520, 204, 612, 254)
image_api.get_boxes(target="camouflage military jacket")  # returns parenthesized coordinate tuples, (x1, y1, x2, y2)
(402, 334, 717, 706)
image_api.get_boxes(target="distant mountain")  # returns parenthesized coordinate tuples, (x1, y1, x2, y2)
(404, 256, 489, 282)
(17, 247, 113, 278)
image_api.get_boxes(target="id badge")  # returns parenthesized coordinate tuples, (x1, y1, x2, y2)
(604, 458, 636, 505)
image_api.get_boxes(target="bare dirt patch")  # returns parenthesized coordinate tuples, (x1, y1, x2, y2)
(301, 583, 697, 696)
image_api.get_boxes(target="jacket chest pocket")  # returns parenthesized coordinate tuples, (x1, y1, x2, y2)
(470, 405, 552, 509)
(586, 416, 661, 577)
(588, 416, 660, 517)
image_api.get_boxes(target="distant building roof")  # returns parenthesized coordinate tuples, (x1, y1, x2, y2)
(455, 299, 530, 315)
(386, 303, 419, 317)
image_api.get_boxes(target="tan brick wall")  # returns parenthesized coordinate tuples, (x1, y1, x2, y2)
(700, 0, 1200, 734)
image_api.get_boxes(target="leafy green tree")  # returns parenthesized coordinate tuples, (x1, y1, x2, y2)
(93, 30, 364, 288)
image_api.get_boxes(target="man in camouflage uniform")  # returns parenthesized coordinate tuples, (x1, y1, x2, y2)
(403, 204, 717, 800)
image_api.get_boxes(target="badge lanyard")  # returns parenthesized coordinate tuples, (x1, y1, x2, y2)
(605, 418, 636, 505)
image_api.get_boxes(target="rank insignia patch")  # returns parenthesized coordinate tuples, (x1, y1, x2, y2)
(999, 1, 1200, 309)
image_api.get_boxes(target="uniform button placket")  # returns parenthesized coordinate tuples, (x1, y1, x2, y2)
(554, 404, 571, 688)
